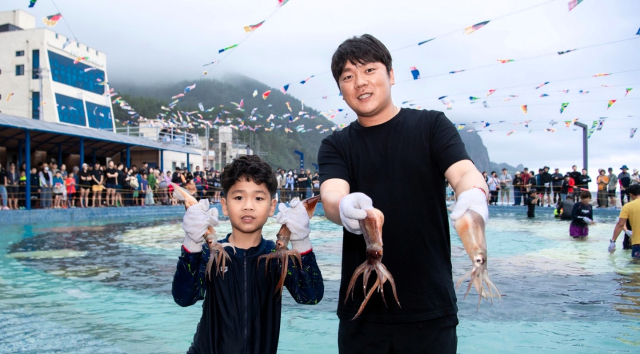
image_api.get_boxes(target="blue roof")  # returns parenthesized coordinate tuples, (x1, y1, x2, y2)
(0, 113, 201, 155)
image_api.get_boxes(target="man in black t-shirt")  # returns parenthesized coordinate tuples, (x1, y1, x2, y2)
(105, 160, 118, 206)
(569, 165, 582, 202)
(319, 34, 489, 354)
(91, 162, 104, 207)
(297, 169, 308, 200)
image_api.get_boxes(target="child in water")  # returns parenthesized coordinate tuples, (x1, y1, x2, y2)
(172, 155, 323, 354)
(527, 189, 540, 218)
(570, 190, 595, 238)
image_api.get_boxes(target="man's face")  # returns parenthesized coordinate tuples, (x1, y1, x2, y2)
(555, 169, 559, 174)
(502, 170, 507, 175)
(221, 178, 276, 237)
(544, 168, 549, 172)
(108, 161, 114, 168)
(582, 169, 587, 175)
(338, 61, 395, 118)
(572, 166, 577, 171)
(95, 164, 100, 169)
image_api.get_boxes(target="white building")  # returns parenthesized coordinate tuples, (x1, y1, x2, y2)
(0, 10, 115, 131)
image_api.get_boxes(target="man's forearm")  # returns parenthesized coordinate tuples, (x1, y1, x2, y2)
(612, 224, 624, 242)
(452, 169, 488, 198)
(321, 189, 344, 225)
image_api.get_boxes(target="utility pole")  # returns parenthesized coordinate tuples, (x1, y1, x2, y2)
(205, 125, 210, 169)
(573, 121, 589, 171)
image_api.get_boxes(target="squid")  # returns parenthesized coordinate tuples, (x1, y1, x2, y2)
(259, 195, 320, 296)
(172, 182, 235, 279)
(454, 209, 501, 308)
(345, 208, 400, 320)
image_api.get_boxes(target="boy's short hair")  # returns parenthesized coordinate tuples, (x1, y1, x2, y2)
(221, 155, 277, 197)
(627, 184, 640, 196)
(331, 34, 392, 85)
(580, 190, 592, 199)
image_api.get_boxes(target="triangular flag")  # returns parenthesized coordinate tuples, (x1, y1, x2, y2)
(497, 59, 514, 64)
(520, 105, 527, 114)
(464, 21, 490, 35)
(243, 21, 265, 33)
(280, 84, 290, 94)
(560, 103, 569, 114)
(262, 90, 271, 100)
(253, 89, 258, 97)
(568, 0, 583, 12)
(418, 39, 435, 45)
(487, 89, 496, 96)
(626, 88, 633, 96)
(607, 100, 616, 109)
(631, 128, 637, 138)
(564, 121, 572, 128)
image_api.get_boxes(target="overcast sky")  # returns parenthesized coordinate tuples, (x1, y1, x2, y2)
(3, 0, 639, 181)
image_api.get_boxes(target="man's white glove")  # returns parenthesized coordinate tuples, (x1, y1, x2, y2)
(339, 192, 373, 235)
(182, 199, 219, 252)
(625, 230, 633, 237)
(275, 198, 311, 253)
(608, 240, 616, 254)
(449, 188, 489, 226)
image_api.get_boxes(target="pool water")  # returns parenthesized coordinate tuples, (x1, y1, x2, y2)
(0, 211, 638, 353)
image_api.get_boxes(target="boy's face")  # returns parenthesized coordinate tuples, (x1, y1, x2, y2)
(581, 197, 590, 204)
(338, 61, 394, 118)
(221, 178, 276, 238)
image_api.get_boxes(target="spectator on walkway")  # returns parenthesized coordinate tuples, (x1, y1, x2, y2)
(576, 169, 591, 195)
(6, 163, 20, 210)
(65, 172, 76, 208)
(499, 168, 512, 205)
(520, 167, 530, 206)
(534, 169, 543, 206)
(78, 164, 91, 208)
(91, 162, 104, 207)
(60, 164, 68, 179)
(561, 174, 573, 202)
(116, 163, 125, 207)
(488, 171, 500, 205)
(608, 167, 618, 208)
(39, 163, 53, 209)
(140, 173, 149, 206)
(541, 166, 553, 207)
(18, 170, 26, 209)
(29, 167, 39, 208)
(619, 165, 631, 205)
(0, 163, 7, 210)
(551, 168, 564, 204)
(52, 170, 64, 209)
(105, 161, 118, 207)
(512, 171, 523, 206)
(285, 171, 295, 201)
(596, 169, 609, 208)
(631, 168, 640, 186)
(569, 165, 582, 202)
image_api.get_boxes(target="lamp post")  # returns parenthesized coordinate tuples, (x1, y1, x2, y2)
(573, 121, 588, 171)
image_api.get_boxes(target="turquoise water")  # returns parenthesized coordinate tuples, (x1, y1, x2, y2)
(0, 211, 638, 353)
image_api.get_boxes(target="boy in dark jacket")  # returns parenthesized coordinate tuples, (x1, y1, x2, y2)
(172, 155, 324, 354)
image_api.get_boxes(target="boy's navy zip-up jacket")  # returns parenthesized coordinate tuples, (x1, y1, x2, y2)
(172, 235, 324, 354)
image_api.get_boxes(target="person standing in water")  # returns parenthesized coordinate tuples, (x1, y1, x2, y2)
(570, 191, 595, 238)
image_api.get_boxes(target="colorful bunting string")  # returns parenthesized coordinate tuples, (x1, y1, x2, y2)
(410, 67, 420, 80)
(607, 99, 616, 109)
(626, 88, 633, 96)
(28, 0, 37, 8)
(560, 103, 569, 114)
(464, 21, 490, 35)
(631, 128, 637, 138)
(568, 0, 584, 12)
(218, 44, 238, 54)
(520, 105, 527, 114)
(262, 90, 271, 100)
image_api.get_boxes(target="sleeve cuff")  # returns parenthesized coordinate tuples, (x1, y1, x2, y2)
(291, 237, 312, 254)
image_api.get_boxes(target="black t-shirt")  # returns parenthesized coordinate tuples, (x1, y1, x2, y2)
(298, 173, 308, 189)
(527, 196, 536, 217)
(0, 169, 5, 185)
(571, 202, 593, 227)
(318, 108, 470, 323)
(576, 175, 591, 188)
(78, 170, 91, 187)
(117, 169, 125, 186)
(569, 171, 581, 186)
(551, 173, 564, 186)
(106, 168, 117, 185)
(91, 169, 104, 186)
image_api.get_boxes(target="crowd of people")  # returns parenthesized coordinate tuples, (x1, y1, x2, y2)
(480, 164, 639, 209)
(0, 161, 321, 209)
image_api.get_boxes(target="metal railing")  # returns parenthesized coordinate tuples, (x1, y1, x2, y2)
(116, 126, 201, 148)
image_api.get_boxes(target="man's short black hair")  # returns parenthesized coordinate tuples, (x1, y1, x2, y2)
(628, 184, 640, 196)
(221, 155, 277, 198)
(331, 34, 392, 85)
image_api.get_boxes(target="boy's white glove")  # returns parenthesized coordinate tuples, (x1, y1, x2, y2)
(182, 199, 219, 252)
(608, 241, 616, 254)
(625, 230, 633, 237)
(276, 198, 311, 253)
(582, 217, 593, 224)
(339, 192, 373, 235)
(450, 188, 489, 225)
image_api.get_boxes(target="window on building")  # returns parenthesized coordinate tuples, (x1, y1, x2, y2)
(32, 92, 40, 119)
(172, 162, 177, 171)
(55, 33, 59, 39)
(16, 50, 24, 57)
(32, 50, 40, 79)
(16, 65, 24, 76)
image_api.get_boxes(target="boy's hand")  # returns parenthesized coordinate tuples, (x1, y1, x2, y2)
(339, 192, 373, 235)
(182, 199, 219, 253)
(450, 188, 489, 226)
(276, 198, 311, 253)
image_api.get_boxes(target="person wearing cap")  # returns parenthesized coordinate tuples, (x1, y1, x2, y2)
(512, 171, 523, 206)
(551, 168, 564, 204)
(619, 165, 631, 206)
(520, 168, 530, 206)
(609, 184, 640, 259)
(596, 169, 609, 208)
(607, 167, 618, 209)
(631, 168, 640, 186)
